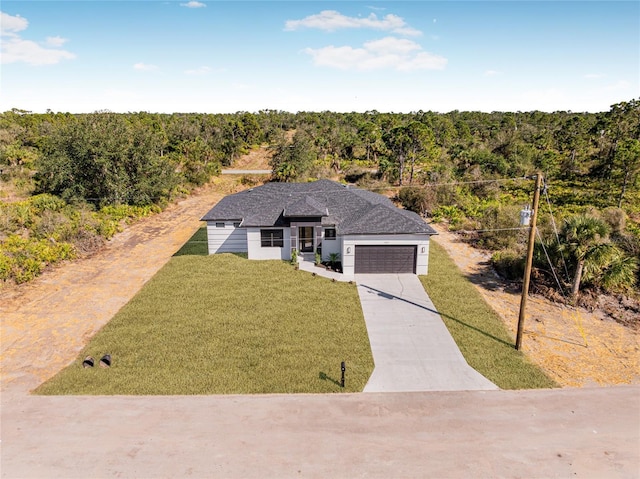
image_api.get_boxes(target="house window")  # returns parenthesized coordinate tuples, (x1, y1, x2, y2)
(233, 222, 241, 228)
(215, 222, 225, 228)
(325, 228, 336, 240)
(260, 229, 284, 247)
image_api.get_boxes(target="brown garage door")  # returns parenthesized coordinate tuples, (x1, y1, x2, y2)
(354, 245, 416, 274)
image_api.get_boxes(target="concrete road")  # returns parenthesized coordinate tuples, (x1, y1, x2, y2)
(357, 274, 497, 392)
(1, 387, 638, 478)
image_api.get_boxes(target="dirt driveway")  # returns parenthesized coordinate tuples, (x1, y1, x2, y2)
(0, 186, 224, 395)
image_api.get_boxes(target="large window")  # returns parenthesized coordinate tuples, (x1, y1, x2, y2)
(260, 229, 284, 247)
(325, 228, 336, 240)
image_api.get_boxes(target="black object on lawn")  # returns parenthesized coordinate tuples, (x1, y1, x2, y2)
(99, 354, 111, 368)
(82, 356, 94, 368)
(341, 361, 346, 388)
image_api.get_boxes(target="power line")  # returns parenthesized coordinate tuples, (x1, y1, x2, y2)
(536, 229, 569, 301)
(367, 176, 531, 190)
(455, 227, 529, 234)
(543, 179, 571, 282)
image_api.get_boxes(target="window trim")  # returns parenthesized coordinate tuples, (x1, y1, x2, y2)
(324, 228, 336, 240)
(260, 229, 284, 248)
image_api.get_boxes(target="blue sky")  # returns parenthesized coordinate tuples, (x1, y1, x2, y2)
(1, 1, 638, 113)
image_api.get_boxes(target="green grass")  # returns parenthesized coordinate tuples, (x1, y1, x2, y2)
(36, 234, 373, 395)
(420, 242, 558, 390)
(173, 225, 208, 256)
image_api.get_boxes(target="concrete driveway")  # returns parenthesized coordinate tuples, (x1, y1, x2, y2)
(356, 274, 497, 392)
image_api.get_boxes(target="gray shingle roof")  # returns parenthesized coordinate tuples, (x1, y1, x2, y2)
(201, 180, 437, 235)
(283, 196, 328, 217)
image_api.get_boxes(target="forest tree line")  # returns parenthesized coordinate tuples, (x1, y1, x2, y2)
(1, 101, 638, 306)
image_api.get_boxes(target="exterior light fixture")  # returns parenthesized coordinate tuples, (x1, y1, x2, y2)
(346, 246, 352, 254)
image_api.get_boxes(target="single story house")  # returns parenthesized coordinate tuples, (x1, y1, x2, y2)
(200, 179, 437, 275)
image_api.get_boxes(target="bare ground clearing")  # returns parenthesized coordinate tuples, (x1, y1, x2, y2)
(232, 144, 272, 170)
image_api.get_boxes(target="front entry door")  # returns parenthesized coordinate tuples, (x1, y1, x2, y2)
(299, 227, 314, 252)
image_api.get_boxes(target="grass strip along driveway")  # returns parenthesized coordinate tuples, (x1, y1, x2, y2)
(37, 230, 373, 395)
(421, 242, 557, 390)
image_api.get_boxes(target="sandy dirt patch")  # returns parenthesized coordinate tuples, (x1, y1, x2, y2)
(430, 223, 640, 388)
(232, 145, 273, 170)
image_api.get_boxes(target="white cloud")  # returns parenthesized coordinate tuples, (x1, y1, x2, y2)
(604, 80, 630, 91)
(0, 11, 75, 65)
(304, 36, 446, 72)
(133, 62, 159, 71)
(2, 38, 76, 65)
(45, 36, 68, 47)
(484, 70, 502, 77)
(185, 66, 212, 75)
(0, 11, 28, 34)
(180, 1, 206, 8)
(285, 10, 422, 37)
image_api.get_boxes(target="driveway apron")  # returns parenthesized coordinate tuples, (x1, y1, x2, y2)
(356, 274, 498, 392)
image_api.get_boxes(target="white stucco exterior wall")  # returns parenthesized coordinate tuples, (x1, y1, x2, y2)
(246, 227, 291, 260)
(340, 234, 431, 276)
(320, 228, 341, 261)
(206, 222, 247, 254)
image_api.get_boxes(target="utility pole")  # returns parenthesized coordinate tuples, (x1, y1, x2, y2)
(515, 172, 543, 351)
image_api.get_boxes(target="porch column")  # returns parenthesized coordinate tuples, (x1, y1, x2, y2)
(290, 223, 297, 254)
(315, 225, 322, 254)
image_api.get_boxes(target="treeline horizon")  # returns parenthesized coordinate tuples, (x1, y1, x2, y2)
(2, 100, 638, 206)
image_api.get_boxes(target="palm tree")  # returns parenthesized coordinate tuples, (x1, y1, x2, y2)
(561, 214, 610, 299)
(583, 243, 638, 293)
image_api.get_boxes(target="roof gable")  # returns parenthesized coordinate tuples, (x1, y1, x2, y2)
(283, 196, 328, 217)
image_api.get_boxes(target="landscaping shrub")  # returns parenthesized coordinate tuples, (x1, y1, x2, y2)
(492, 249, 525, 281)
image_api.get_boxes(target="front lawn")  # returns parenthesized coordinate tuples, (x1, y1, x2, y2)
(36, 236, 373, 394)
(421, 242, 557, 389)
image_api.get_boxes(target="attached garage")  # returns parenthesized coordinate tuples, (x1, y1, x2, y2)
(354, 245, 417, 274)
